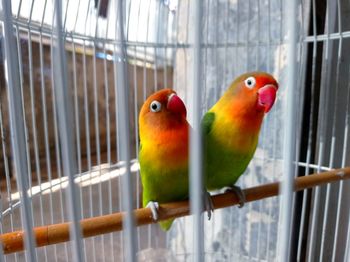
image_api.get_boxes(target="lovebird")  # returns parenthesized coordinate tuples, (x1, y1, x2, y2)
(202, 72, 278, 205)
(139, 89, 189, 230)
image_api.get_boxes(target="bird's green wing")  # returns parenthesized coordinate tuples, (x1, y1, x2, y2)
(201, 112, 215, 135)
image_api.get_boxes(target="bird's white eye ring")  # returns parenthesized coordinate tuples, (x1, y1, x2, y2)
(244, 77, 256, 89)
(150, 100, 162, 112)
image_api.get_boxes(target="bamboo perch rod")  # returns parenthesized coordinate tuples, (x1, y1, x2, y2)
(1, 167, 350, 254)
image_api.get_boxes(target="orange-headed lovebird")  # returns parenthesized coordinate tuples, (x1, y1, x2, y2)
(139, 89, 189, 230)
(202, 72, 278, 205)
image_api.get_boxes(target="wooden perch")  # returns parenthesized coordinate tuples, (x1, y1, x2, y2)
(1, 167, 350, 254)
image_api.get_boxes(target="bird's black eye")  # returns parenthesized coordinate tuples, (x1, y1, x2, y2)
(244, 76, 256, 89)
(150, 100, 162, 112)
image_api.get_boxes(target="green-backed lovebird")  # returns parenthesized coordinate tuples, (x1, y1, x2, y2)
(202, 72, 278, 206)
(139, 89, 189, 231)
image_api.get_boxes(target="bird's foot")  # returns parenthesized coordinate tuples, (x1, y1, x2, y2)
(225, 185, 246, 208)
(146, 201, 160, 221)
(203, 191, 214, 220)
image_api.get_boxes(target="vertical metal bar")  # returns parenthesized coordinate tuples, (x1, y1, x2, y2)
(172, 0, 181, 117)
(153, 1, 158, 90)
(0, 45, 16, 262)
(130, 0, 141, 251)
(101, 47, 114, 261)
(70, 34, 88, 262)
(126, 0, 131, 41)
(297, 2, 317, 261)
(26, 2, 49, 260)
(171, 0, 180, 248)
(256, 129, 265, 258)
(260, 0, 272, 260)
(73, 0, 82, 30)
(52, 0, 84, 261)
(296, 47, 315, 261)
(319, 169, 333, 261)
(163, 5, 169, 92)
(307, 147, 323, 262)
(27, 29, 47, 233)
(278, 0, 298, 260)
(190, 0, 203, 261)
(28, 0, 35, 22)
(70, 9, 84, 260)
(138, 0, 151, 249)
(39, 31, 58, 262)
(82, 39, 96, 257)
(297, 151, 311, 260)
(270, 2, 284, 260)
(82, 0, 92, 210)
(82, 39, 97, 262)
(214, 0, 218, 101)
(15, 0, 23, 19)
(330, 3, 346, 261)
(113, 29, 124, 262)
(235, 0, 240, 75)
(16, 69, 34, 216)
(0, 33, 8, 261)
(256, 1, 263, 260)
(235, 1, 242, 258)
(154, 1, 160, 92)
(115, 0, 136, 260)
(15, 16, 34, 209)
(152, 2, 160, 248)
(71, 37, 83, 211)
(93, 1, 104, 260)
(332, 62, 350, 262)
(114, 0, 122, 255)
(103, 46, 115, 262)
(319, 2, 343, 257)
(63, 0, 71, 30)
(256, 0, 260, 71)
(266, 0, 271, 72)
(81, 8, 96, 262)
(246, 0, 251, 72)
(1, 0, 37, 261)
(308, 0, 335, 259)
(50, 7, 69, 259)
(202, 0, 209, 116)
(346, 224, 350, 262)
(223, 0, 229, 89)
(226, 1, 233, 257)
(100, 2, 115, 254)
(247, 17, 259, 249)
(245, 1, 254, 259)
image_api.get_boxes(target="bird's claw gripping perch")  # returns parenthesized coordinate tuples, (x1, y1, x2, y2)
(204, 191, 214, 220)
(225, 185, 246, 208)
(146, 201, 160, 221)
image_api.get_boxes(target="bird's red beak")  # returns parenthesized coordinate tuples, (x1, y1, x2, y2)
(167, 93, 187, 118)
(257, 84, 277, 113)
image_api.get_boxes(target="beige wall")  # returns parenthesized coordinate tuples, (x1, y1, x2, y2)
(0, 39, 173, 180)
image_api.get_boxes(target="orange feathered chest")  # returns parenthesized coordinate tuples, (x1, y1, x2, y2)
(210, 98, 264, 153)
(139, 120, 189, 170)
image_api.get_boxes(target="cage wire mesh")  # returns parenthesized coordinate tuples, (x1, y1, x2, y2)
(0, 0, 349, 261)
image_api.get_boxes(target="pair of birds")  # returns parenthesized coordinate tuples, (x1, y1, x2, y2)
(138, 72, 278, 230)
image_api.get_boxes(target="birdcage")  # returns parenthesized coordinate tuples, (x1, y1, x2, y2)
(0, 0, 349, 261)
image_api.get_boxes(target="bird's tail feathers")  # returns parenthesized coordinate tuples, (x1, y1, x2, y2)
(159, 218, 174, 231)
